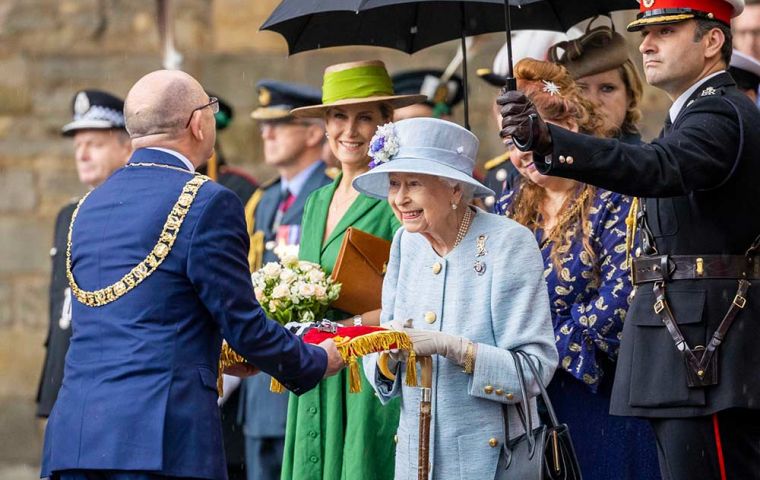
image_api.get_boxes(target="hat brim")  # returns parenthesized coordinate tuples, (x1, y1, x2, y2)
(290, 94, 427, 118)
(627, 13, 695, 32)
(61, 119, 124, 136)
(352, 157, 495, 200)
(250, 107, 293, 120)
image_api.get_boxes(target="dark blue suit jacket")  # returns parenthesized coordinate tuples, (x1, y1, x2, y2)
(41, 148, 327, 479)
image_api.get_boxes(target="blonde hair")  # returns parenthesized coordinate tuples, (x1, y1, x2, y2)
(618, 59, 643, 136)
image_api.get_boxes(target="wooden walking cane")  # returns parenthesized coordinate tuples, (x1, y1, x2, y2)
(417, 356, 433, 480)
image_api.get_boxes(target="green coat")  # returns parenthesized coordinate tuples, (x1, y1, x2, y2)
(281, 174, 401, 480)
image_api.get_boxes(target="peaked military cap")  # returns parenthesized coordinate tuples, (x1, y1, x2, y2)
(391, 69, 464, 113)
(62, 89, 125, 136)
(250, 80, 322, 120)
(627, 0, 744, 31)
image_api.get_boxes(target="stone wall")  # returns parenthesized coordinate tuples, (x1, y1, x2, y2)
(0, 1, 669, 476)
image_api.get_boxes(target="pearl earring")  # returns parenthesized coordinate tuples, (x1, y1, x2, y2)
(451, 203, 457, 210)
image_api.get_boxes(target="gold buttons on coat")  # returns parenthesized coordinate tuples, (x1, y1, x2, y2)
(558, 155, 566, 163)
(484, 385, 494, 394)
(495, 389, 504, 396)
(394, 434, 398, 444)
(432, 262, 442, 275)
(424, 311, 437, 324)
(566, 156, 574, 165)
(489, 438, 499, 448)
(506, 393, 514, 401)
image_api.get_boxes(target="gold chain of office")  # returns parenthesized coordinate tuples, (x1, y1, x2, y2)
(66, 172, 210, 307)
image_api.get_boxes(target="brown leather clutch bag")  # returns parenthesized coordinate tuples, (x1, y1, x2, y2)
(330, 227, 391, 315)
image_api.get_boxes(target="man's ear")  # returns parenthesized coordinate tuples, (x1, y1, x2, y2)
(188, 111, 204, 141)
(703, 27, 726, 62)
(305, 124, 325, 148)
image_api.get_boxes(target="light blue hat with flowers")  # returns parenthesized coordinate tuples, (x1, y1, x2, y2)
(352, 117, 494, 199)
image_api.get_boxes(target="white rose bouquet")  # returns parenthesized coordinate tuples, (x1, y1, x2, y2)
(251, 247, 341, 326)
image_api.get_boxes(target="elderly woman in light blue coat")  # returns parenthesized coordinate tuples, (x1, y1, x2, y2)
(353, 117, 558, 480)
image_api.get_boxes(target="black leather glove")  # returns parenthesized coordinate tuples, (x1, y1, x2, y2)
(497, 89, 553, 157)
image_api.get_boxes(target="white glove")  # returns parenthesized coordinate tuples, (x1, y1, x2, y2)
(405, 329, 471, 366)
(382, 319, 415, 363)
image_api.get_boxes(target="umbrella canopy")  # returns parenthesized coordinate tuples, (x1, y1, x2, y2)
(261, 0, 638, 55)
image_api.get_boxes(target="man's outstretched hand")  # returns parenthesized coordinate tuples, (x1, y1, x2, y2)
(497, 89, 553, 157)
(319, 338, 346, 378)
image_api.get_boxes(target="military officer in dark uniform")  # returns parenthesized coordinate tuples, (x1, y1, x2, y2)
(198, 94, 259, 204)
(239, 79, 331, 480)
(390, 69, 464, 121)
(499, 1, 760, 479)
(36, 89, 131, 419)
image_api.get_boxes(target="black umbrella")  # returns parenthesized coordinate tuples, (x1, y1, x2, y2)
(262, 0, 636, 128)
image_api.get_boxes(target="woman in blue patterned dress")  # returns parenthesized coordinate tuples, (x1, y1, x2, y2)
(496, 58, 660, 480)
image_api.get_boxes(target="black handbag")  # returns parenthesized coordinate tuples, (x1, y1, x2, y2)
(496, 350, 583, 480)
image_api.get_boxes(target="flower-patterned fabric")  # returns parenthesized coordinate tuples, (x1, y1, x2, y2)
(497, 187, 633, 393)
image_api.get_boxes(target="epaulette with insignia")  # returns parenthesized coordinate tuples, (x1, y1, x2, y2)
(483, 151, 509, 171)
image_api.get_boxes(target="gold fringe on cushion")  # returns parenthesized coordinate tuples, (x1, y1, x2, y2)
(218, 341, 247, 396)
(405, 351, 418, 388)
(332, 330, 416, 393)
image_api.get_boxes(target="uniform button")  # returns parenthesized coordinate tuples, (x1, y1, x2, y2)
(308, 406, 317, 414)
(432, 262, 442, 275)
(484, 385, 494, 394)
(505, 393, 514, 401)
(558, 155, 566, 163)
(309, 431, 318, 439)
(309, 455, 319, 463)
(424, 311, 437, 324)
(489, 438, 499, 448)
(566, 156, 574, 165)
(495, 389, 504, 396)
(394, 434, 398, 444)
(49, 247, 58, 257)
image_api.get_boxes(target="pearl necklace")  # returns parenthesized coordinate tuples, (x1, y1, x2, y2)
(453, 207, 474, 248)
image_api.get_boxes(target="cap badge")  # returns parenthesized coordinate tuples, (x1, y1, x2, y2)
(258, 87, 271, 107)
(643, 0, 655, 8)
(74, 91, 90, 116)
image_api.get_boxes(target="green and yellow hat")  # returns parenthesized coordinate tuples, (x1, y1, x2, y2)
(290, 60, 426, 118)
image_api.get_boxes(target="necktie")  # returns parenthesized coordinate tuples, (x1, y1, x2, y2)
(272, 189, 295, 231)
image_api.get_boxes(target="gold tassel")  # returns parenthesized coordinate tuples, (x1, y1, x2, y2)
(405, 351, 418, 388)
(348, 357, 362, 393)
(270, 377, 285, 393)
(624, 197, 639, 269)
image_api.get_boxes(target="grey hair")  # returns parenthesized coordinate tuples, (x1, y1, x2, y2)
(440, 178, 475, 204)
(125, 78, 205, 139)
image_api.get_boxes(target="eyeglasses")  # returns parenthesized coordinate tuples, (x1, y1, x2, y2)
(185, 96, 219, 128)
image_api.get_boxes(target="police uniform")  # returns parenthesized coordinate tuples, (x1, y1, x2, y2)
(36, 90, 126, 418)
(524, 1, 760, 478)
(240, 80, 331, 480)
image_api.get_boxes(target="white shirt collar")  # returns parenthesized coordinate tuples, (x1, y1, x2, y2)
(146, 147, 195, 172)
(669, 70, 725, 123)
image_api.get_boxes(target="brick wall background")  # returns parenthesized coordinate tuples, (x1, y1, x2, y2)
(0, 1, 669, 477)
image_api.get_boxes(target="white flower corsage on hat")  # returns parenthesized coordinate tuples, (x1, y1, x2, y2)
(368, 122, 400, 169)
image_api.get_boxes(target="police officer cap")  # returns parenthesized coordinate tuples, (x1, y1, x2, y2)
(729, 49, 760, 91)
(62, 89, 125, 136)
(627, 0, 744, 32)
(251, 80, 322, 120)
(391, 70, 464, 113)
(549, 22, 631, 80)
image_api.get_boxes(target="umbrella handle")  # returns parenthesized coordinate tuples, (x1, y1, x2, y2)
(417, 356, 433, 480)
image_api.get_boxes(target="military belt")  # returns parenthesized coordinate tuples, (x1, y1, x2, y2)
(632, 254, 760, 285)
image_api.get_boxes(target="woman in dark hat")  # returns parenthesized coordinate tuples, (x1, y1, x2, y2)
(549, 20, 645, 144)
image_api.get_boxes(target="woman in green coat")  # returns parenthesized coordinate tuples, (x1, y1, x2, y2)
(280, 60, 425, 480)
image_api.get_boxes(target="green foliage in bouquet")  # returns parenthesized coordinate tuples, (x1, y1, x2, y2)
(251, 252, 341, 325)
